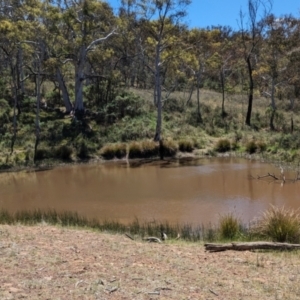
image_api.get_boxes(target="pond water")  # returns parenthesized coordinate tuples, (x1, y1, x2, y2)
(0, 157, 299, 226)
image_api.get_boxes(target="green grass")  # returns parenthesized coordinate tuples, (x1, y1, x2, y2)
(2, 206, 300, 243)
(0, 209, 221, 242)
(1, 87, 300, 168)
(218, 213, 241, 240)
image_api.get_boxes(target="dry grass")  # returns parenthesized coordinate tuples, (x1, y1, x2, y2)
(1, 224, 300, 299)
(251, 206, 300, 243)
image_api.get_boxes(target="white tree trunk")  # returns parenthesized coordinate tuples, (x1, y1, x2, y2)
(56, 68, 73, 113)
(74, 46, 86, 112)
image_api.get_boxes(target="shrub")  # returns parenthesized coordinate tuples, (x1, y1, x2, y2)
(55, 145, 73, 160)
(256, 141, 267, 152)
(219, 213, 240, 240)
(214, 139, 231, 153)
(34, 148, 51, 160)
(178, 139, 194, 152)
(245, 140, 257, 154)
(77, 140, 89, 159)
(0, 99, 10, 124)
(164, 97, 184, 113)
(231, 141, 239, 151)
(251, 206, 300, 243)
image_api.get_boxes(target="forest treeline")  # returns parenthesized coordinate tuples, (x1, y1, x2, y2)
(0, 0, 300, 166)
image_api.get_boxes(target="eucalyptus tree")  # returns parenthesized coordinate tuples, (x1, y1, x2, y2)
(38, 1, 74, 113)
(185, 28, 223, 123)
(256, 15, 295, 130)
(137, 0, 191, 142)
(58, 0, 116, 116)
(115, 0, 140, 87)
(0, 0, 41, 153)
(284, 17, 300, 111)
(213, 27, 235, 117)
(239, 0, 272, 126)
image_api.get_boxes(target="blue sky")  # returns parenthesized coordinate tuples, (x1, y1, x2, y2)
(107, 0, 300, 29)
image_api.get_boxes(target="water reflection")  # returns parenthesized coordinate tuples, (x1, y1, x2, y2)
(0, 157, 299, 225)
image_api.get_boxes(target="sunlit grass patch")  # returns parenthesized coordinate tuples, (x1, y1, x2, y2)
(128, 140, 159, 159)
(100, 143, 127, 159)
(128, 141, 143, 159)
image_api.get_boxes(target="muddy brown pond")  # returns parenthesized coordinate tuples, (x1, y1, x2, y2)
(1, 157, 300, 226)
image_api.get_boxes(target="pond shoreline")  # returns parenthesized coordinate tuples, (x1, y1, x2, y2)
(0, 148, 281, 174)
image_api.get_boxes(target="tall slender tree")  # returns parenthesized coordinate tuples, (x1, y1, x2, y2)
(137, 0, 191, 142)
(240, 0, 272, 126)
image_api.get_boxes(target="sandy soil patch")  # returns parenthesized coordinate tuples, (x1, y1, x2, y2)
(0, 225, 300, 299)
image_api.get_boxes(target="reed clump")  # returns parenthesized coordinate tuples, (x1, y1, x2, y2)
(218, 213, 241, 240)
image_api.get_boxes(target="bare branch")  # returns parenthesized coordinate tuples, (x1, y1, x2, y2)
(86, 29, 117, 52)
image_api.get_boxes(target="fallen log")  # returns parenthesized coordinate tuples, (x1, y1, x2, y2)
(204, 241, 300, 252)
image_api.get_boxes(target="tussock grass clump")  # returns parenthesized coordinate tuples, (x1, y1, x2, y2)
(162, 139, 178, 157)
(128, 140, 159, 159)
(256, 141, 267, 152)
(128, 141, 143, 159)
(100, 143, 127, 159)
(219, 213, 241, 240)
(214, 138, 231, 153)
(245, 140, 257, 154)
(251, 206, 300, 243)
(141, 140, 159, 158)
(178, 139, 194, 152)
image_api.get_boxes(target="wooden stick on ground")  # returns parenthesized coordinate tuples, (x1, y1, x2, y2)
(205, 242, 300, 252)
